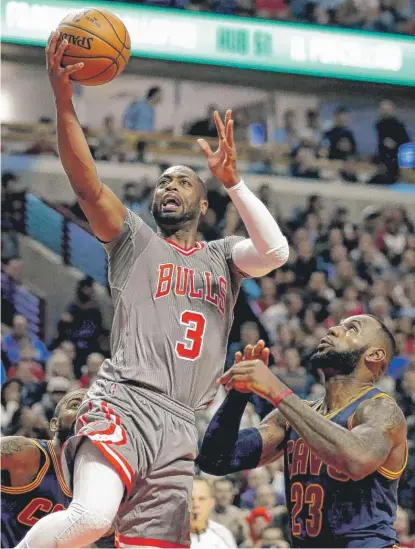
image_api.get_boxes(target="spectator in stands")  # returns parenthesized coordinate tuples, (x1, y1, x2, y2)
(190, 477, 237, 548)
(273, 110, 299, 150)
(95, 115, 125, 162)
(46, 351, 78, 389)
(80, 352, 104, 389)
(376, 100, 411, 180)
(227, 321, 260, 365)
(64, 276, 104, 377)
(58, 340, 77, 363)
(298, 109, 322, 149)
(32, 376, 72, 422)
(275, 347, 314, 399)
(241, 468, 271, 510)
(2, 314, 49, 367)
(122, 86, 162, 161)
(260, 527, 289, 548)
(187, 104, 220, 138)
(379, 208, 408, 266)
(322, 106, 357, 161)
(122, 179, 155, 228)
(206, 177, 230, 224)
(291, 146, 320, 179)
(1, 378, 23, 434)
(211, 479, 248, 545)
(1, 256, 24, 327)
(25, 122, 58, 157)
(394, 506, 415, 547)
(293, 241, 317, 287)
(339, 157, 359, 183)
(245, 507, 272, 547)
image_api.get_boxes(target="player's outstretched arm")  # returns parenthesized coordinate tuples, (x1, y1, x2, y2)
(1, 436, 41, 486)
(196, 342, 287, 475)
(219, 360, 407, 480)
(198, 111, 289, 278)
(46, 31, 126, 243)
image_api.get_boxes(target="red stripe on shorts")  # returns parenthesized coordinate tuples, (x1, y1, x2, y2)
(115, 534, 190, 548)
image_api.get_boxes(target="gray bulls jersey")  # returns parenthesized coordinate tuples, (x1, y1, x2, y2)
(100, 209, 245, 410)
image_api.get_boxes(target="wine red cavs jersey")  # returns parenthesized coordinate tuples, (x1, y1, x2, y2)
(100, 210, 245, 410)
(1, 440, 71, 548)
(284, 388, 407, 548)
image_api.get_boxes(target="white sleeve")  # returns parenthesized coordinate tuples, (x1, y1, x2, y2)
(226, 180, 289, 278)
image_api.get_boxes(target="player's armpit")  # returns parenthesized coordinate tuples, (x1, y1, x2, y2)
(0, 436, 40, 472)
(78, 184, 127, 243)
(258, 409, 287, 466)
(346, 397, 407, 480)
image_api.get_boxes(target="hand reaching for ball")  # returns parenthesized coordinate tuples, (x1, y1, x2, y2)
(46, 30, 84, 102)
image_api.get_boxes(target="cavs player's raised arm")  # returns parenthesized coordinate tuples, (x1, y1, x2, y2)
(199, 110, 289, 278)
(0, 437, 40, 485)
(46, 31, 126, 243)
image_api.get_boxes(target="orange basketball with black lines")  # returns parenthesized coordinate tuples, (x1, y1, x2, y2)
(56, 8, 131, 86)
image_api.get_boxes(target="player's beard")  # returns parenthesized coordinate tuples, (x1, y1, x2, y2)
(152, 202, 199, 228)
(57, 420, 76, 444)
(309, 346, 368, 377)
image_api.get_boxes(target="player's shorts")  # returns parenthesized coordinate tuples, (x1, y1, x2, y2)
(62, 378, 197, 548)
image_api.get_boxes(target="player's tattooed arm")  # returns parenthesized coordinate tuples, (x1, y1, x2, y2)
(275, 393, 407, 480)
(257, 409, 287, 466)
(1, 436, 40, 474)
(219, 359, 407, 480)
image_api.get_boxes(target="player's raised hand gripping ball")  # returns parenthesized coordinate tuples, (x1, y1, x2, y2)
(56, 8, 130, 86)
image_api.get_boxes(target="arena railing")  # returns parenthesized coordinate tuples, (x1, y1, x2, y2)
(1, 122, 377, 177)
(24, 193, 108, 288)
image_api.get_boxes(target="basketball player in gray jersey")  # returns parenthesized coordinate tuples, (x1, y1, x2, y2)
(16, 33, 288, 549)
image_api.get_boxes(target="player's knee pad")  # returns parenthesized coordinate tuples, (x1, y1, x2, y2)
(57, 502, 113, 544)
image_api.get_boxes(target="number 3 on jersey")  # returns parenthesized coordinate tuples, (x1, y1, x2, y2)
(176, 310, 206, 361)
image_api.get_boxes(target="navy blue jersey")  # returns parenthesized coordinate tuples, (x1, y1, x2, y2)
(283, 387, 407, 548)
(1, 439, 71, 548)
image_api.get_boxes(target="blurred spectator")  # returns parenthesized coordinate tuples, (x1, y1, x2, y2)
(246, 507, 272, 547)
(45, 351, 79, 389)
(227, 321, 260, 365)
(80, 352, 105, 389)
(64, 277, 104, 376)
(293, 241, 317, 287)
(1, 378, 23, 434)
(206, 177, 231, 225)
(394, 506, 415, 547)
(25, 123, 58, 157)
(122, 86, 162, 161)
(273, 110, 299, 150)
(376, 100, 410, 180)
(32, 376, 72, 422)
(259, 527, 288, 548)
(191, 477, 237, 548)
(211, 479, 249, 545)
(122, 179, 155, 228)
(1, 256, 24, 326)
(339, 157, 359, 183)
(2, 314, 50, 367)
(322, 106, 357, 161)
(187, 105, 219, 138)
(95, 115, 125, 162)
(240, 468, 271, 509)
(275, 347, 314, 399)
(291, 146, 320, 179)
(298, 109, 322, 148)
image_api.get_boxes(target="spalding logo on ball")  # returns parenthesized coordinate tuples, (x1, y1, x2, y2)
(57, 8, 131, 86)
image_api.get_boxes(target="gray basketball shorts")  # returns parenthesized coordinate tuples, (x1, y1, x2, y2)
(62, 379, 198, 548)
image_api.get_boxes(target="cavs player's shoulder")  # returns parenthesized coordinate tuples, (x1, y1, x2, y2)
(353, 396, 407, 438)
(0, 436, 41, 470)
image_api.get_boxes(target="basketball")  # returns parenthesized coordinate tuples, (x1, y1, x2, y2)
(56, 8, 131, 86)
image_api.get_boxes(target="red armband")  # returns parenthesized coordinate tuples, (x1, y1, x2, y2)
(271, 389, 293, 408)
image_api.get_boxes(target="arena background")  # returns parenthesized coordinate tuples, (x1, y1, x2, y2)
(1, 0, 414, 546)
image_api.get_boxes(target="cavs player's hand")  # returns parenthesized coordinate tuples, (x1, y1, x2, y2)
(221, 340, 272, 394)
(46, 30, 84, 102)
(198, 110, 240, 188)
